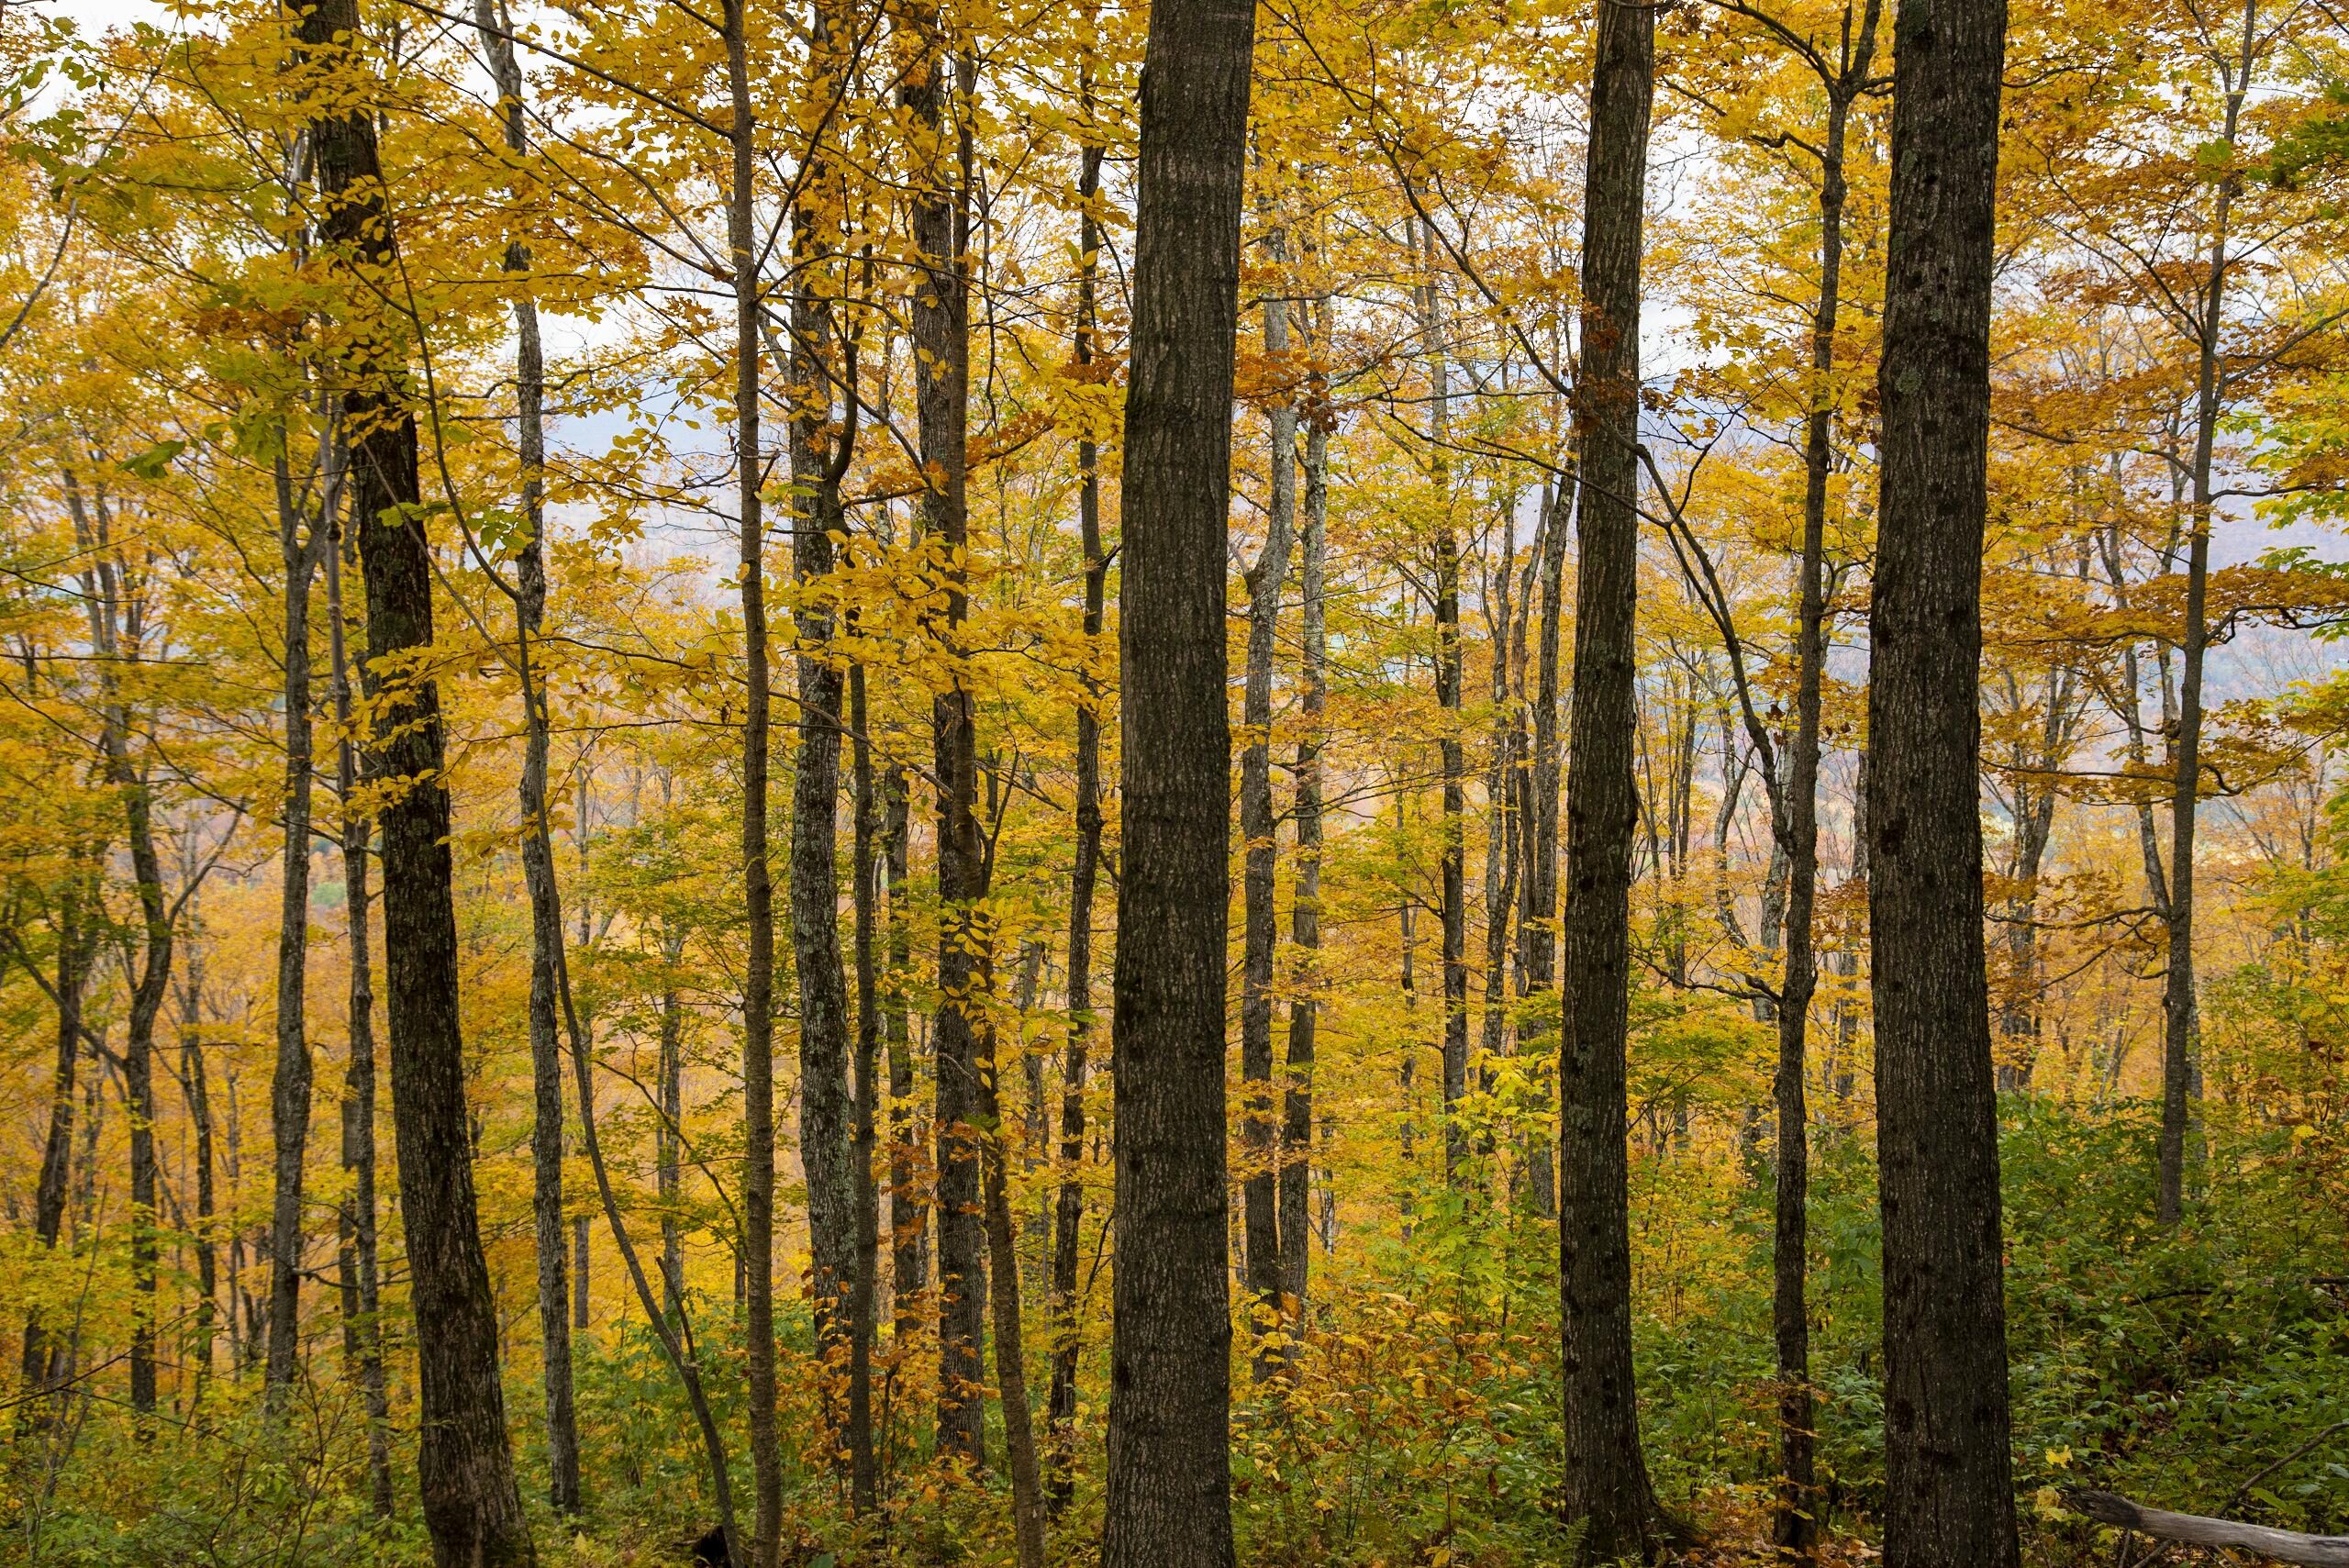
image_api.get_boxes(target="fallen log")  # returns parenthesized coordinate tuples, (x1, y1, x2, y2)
(2065, 1489, 2349, 1566)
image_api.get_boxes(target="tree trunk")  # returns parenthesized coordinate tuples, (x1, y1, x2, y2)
(1866, 0, 2021, 1556)
(979, 1008, 1048, 1567)
(904, 28, 987, 1469)
(659, 918, 687, 1318)
(1419, 224, 1469, 1186)
(1557, 0, 1664, 1550)
(473, 0, 581, 1508)
(179, 963, 218, 1399)
(1521, 471, 1568, 1218)
(21, 849, 94, 1421)
(1241, 241, 1297, 1363)
(718, 0, 780, 1558)
(327, 499, 394, 1519)
(70, 473, 173, 1423)
(1773, 11, 1878, 1546)
(790, 0, 857, 1366)
(884, 767, 924, 1355)
(1282, 308, 1330, 1328)
(848, 658, 883, 1515)
(1103, 0, 1254, 1558)
(2158, 0, 2254, 1226)
(265, 446, 319, 1414)
(1048, 121, 1107, 1512)
(1997, 666, 2071, 1091)
(1481, 507, 1521, 1151)
(299, 2, 534, 1555)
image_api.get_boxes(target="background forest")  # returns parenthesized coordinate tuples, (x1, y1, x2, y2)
(0, 0, 2344, 1562)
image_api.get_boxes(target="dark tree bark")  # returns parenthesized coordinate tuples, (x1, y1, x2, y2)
(21, 847, 95, 1419)
(326, 516, 394, 1520)
(1866, 0, 2021, 1557)
(883, 766, 924, 1355)
(1556, 0, 1664, 1551)
(1281, 307, 1330, 1325)
(903, 28, 987, 1468)
(1240, 238, 1297, 1365)
(177, 962, 218, 1399)
(66, 473, 173, 1423)
(718, 0, 780, 1558)
(1103, 0, 1254, 1557)
(1520, 478, 1568, 1218)
(1480, 507, 1522, 1154)
(265, 445, 319, 1415)
(1418, 224, 1469, 1185)
(848, 661, 882, 1516)
(978, 1006, 1048, 1567)
(2156, 2, 2254, 1222)
(789, 0, 857, 1365)
(658, 917, 687, 1318)
(299, 3, 534, 1557)
(1767, 7, 1881, 1551)
(1047, 121, 1107, 1515)
(473, 0, 581, 1510)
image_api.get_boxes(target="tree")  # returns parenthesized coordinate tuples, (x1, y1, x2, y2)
(1557, 0, 1669, 1551)
(473, 0, 580, 1510)
(1103, 0, 1255, 1559)
(1866, 0, 2021, 1560)
(297, 1, 534, 1558)
(1240, 214, 1297, 1357)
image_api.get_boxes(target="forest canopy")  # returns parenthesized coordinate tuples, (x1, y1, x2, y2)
(0, 0, 2344, 1562)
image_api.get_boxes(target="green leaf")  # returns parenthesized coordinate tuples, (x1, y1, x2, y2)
(117, 439, 186, 481)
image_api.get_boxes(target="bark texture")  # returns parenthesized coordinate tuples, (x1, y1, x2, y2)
(1866, 0, 2021, 1558)
(301, 3, 535, 1558)
(1103, 0, 1254, 1558)
(264, 448, 318, 1413)
(327, 506, 394, 1518)
(904, 31, 987, 1467)
(1557, 0, 1663, 1551)
(789, 0, 857, 1355)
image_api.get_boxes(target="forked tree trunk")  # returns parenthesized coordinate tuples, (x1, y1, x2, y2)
(69, 474, 173, 1423)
